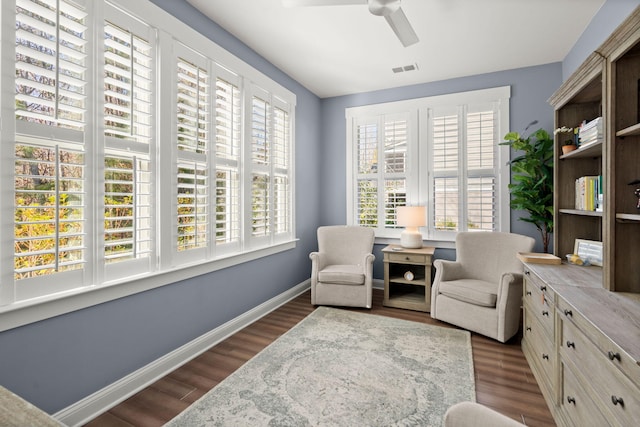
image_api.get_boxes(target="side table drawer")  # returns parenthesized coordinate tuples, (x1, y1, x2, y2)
(387, 253, 427, 264)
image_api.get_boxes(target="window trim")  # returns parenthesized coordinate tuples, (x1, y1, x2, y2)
(0, 0, 296, 331)
(346, 86, 511, 242)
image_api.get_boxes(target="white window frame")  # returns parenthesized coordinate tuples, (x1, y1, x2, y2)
(346, 87, 510, 245)
(0, 0, 296, 332)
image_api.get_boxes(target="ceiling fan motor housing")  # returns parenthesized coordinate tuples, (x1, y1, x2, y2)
(368, 0, 401, 16)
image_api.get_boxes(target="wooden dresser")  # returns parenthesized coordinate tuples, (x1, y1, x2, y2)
(522, 262, 640, 427)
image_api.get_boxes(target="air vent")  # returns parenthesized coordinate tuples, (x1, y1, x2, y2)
(392, 63, 419, 74)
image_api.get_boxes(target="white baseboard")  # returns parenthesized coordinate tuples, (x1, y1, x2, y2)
(53, 280, 311, 427)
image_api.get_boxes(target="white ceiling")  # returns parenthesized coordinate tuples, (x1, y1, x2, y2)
(186, 0, 605, 98)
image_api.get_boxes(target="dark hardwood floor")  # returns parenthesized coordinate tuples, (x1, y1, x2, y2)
(85, 289, 555, 426)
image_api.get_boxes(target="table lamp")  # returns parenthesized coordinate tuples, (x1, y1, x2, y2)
(397, 206, 425, 248)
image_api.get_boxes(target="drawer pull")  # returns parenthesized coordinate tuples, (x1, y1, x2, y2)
(542, 353, 549, 360)
(405, 256, 410, 261)
(540, 285, 546, 291)
(542, 310, 549, 317)
(611, 396, 624, 407)
(525, 270, 530, 275)
(567, 396, 576, 405)
(526, 291, 532, 296)
(566, 341, 575, 349)
(608, 351, 621, 361)
(564, 309, 573, 317)
(526, 327, 531, 332)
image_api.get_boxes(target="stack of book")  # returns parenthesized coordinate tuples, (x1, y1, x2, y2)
(578, 117, 603, 147)
(575, 175, 603, 211)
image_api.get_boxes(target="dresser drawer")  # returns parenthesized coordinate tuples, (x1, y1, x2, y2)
(523, 306, 555, 385)
(561, 362, 611, 427)
(386, 253, 427, 264)
(557, 297, 640, 385)
(523, 280, 555, 339)
(560, 309, 640, 426)
(524, 267, 555, 302)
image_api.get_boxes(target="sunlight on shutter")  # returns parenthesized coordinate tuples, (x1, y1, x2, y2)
(433, 114, 459, 230)
(467, 111, 495, 169)
(215, 77, 241, 244)
(252, 174, 270, 237)
(14, 144, 85, 278)
(384, 120, 407, 173)
(433, 114, 458, 171)
(104, 22, 152, 143)
(177, 162, 208, 251)
(15, 0, 87, 130)
(357, 123, 377, 174)
(384, 179, 406, 227)
(273, 107, 290, 234)
(434, 177, 458, 231)
(252, 97, 269, 165)
(177, 59, 208, 154)
(357, 179, 378, 227)
(104, 156, 152, 262)
(467, 177, 495, 231)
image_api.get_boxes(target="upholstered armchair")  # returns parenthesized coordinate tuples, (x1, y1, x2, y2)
(309, 226, 375, 308)
(444, 402, 525, 427)
(430, 232, 535, 343)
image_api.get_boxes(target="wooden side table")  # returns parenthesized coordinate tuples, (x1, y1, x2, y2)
(382, 245, 435, 312)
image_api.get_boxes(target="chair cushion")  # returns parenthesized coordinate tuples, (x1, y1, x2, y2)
(438, 279, 498, 307)
(318, 265, 365, 285)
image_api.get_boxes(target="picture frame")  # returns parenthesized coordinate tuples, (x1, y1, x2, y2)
(574, 239, 603, 266)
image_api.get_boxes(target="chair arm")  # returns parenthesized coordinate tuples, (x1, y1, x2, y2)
(362, 253, 375, 269)
(496, 272, 523, 301)
(496, 272, 524, 342)
(309, 252, 328, 278)
(433, 259, 465, 282)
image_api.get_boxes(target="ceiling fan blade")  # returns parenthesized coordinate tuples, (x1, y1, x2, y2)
(282, 0, 366, 7)
(384, 7, 419, 47)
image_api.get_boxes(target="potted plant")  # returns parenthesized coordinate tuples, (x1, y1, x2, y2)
(555, 126, 577, 154)
(561, 139, 578, 154)
(501, 128, 554, 253)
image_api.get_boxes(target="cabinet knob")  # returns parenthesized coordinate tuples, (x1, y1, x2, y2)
(567, 396, 576, 405)
(566, 341, 575, 349)
(526, 291, 532, 296)
(542, 310, 549, 317)
(405, 256, 410, 261)
(525, 271, 530, 276)
(608, 351, 621, 361)
(542, 354, 549, 360)
(526, 327, 531, 332)
(611, 396, 624, 407)
(564, 309, 573, 317)
(540, 286, 546, 291)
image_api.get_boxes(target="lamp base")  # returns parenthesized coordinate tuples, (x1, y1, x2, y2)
(400, 229, 423, 249)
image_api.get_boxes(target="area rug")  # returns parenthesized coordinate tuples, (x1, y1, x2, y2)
(166, 307, 475, 426)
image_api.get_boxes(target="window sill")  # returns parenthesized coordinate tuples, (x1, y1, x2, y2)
(0, 240, 297, 333)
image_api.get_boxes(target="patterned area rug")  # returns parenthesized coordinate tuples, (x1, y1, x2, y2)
(166, 307, 475, 426)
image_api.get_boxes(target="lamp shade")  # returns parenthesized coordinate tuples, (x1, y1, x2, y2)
(396, 206, 426, 227)
(397, 206, 425, 248)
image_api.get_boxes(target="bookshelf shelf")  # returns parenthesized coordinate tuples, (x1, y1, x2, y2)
(616, 122, 640, 137)
(616, 213, 640, 222)
(559, 140, 602, 159)
(559, 209, 603, 217)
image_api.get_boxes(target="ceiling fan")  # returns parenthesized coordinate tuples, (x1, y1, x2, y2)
(283, 0, 419, 47)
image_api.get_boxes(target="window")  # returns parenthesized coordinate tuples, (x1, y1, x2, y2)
(1, 0, 296, 321)
(346, 87, 510, 242)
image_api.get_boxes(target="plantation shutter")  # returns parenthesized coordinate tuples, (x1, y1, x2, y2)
(102, 5, 155, 280)
(13, 0, 89, 299)
(355, 121, 378, 227)
(353, 115, 410, 232)
(432, 108, 460, 234)
(466, 107, 497, 231)
(15, 0, 88, 136)
(214, 71, 241, 250)
(174, 44, 211, 259)
(250, 94, 270, 239)
(272, 104, 290, 236)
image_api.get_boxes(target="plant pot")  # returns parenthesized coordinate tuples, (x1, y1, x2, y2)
(562, 144, 578, 154)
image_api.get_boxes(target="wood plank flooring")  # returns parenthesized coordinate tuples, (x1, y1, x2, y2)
(84, 289, 555, 426)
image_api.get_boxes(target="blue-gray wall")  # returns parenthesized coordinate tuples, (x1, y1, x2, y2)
(0, 0, 635, 416)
